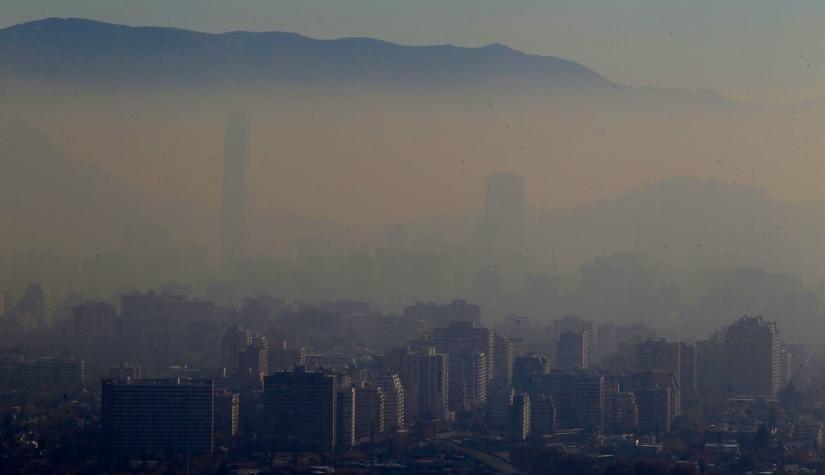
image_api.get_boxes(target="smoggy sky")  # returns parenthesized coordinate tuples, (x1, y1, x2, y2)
(3, 0, 825, 103)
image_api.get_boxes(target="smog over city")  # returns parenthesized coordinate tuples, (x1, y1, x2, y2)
(3, 2, 825, 473)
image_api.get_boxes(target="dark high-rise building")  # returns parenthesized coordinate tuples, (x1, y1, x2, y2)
(215, 390, 240, 438)
(336, 386, 356, 449)
(636, 387, 672, 435)
(401, 348, 449, 422)
(221, 110, 248, 266)
(263, 369, 337, 452)
(513, 354, 547, 393)
(221, 326, 252, 376)
(724, 316, 781, 397)
(530, 394, 557, 436)
(493, 332, 514, 387)
(511, 393, 531, 440)
(101, 378, 215, 455)
(556, 329, 591, 371)
(355, 382, 385, 439)
(72, 301, 116, 375)
(679, 343, 698, 404)
(431, 321, 492, 411)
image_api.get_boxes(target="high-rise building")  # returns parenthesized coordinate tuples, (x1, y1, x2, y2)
(634, 339, 680, 382)
(268, 340, 306, 372)
(530, 394, 556, 436)
(556, 329, 591, 371)
(575, 373, 605, 432)
(221, 326, 252, 376)
(336, 386, 356, 449)
(488, 385, 514, 430)
(493, 332, 513, 388)
(401, 348, 449, 422)
(372, 372, 405, 432)
(221, 110, 248, 266)
(262, 369, 337, 452)
(215, 389, 240, 438)
(513, 354, 547, 393)
(431, 321, 493, 411)
(636, 387, 671, 435)
(697, 332, 727, 401)
(511, 393, 531, 440)
(72, 302, 116, 374)
(679, 343, 698, 404)
(237, 337, 268, 386)
(355, 383, 385, 439)
(724, 316, 781, 397)
(16, 283, 53, 328)
(633, 339, 681, 412)
(101, 378, 214, 454)
(604, 383, 638, 434)
(779, 348, 793, 389)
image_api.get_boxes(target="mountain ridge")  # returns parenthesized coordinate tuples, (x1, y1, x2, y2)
(0, 17, 612, 89)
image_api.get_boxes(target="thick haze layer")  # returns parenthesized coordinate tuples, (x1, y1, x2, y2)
(3, 1, 825, 102)
(3, 18, 825, 344)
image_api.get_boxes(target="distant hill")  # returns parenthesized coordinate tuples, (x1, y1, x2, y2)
(0, 18, 611, 89)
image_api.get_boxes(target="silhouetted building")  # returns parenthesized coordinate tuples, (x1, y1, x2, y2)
(604, 383, 638, 434)
(488, 385, 514, 430)
(16, 283, 53, 328)
(101, 378, 215, 455)
(780, 348, 793, 389)
(530, 394, 557, 436)
(724, 316, 781, 397)
(493, 332, 513, 387)
(263, 369, 336, 452)
(355, 382, 385, 439)
(431, 321, 492, 410)
(401, 348, 449, 422)
(0, 356, 84, 391)
(679, 343, 698, 403)
(636, 387, 671, 435)
(336, 386, 356, 449)
(215, 389, 240, 437)
(513, 354, 547, 393)
(511, 393, 531, 440)
(72, 301, 116, 374)
(556, 329, 591, 370)
(268, 341, 306, 372)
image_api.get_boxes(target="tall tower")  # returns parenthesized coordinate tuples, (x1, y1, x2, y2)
(221, 110, 248, 266)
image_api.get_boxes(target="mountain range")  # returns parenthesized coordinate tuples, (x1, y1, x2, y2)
(0, 17, 612, 89)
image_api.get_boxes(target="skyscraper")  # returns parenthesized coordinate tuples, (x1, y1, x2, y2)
(221, 110, 248, 266)
(16, 283, 53, 328)
(101, 378, 215, 455)
(372, 372, 405, 432)
(262, 369, 337, 452)
(401, 348, 449, 422)
(724, 316, 781, 397)
(556, 329, 592, 371)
